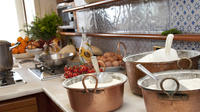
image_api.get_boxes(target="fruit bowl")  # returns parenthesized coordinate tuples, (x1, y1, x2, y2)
(13, 52, 34, 59)
(26, 48, 43, 61)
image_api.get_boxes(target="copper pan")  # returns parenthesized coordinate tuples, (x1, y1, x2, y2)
(63, 73, 127, 112)
(138, 70, 200, 112)
(123, 50, 200, 96)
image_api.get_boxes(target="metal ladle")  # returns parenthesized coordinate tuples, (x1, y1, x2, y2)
(90, 56, 112, 83)
(136, 64, 187, 90)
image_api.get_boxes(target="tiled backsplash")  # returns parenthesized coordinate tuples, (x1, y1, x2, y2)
(170, 0, 200, 33)
(72, 36, 200, 55)
(75, 0, 170, 34)
(70, 0, 200, 54)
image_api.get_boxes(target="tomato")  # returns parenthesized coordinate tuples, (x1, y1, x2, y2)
(64, 67, 68, 72)
(100, 68, 104, 72)
(67, 67, 73, 71)
(73, 65, 79, 70)
(64, 72, 68, 77)
(64, 75, 69, 79)
(66, 71, 73, 78)
(73, 73, 78, 77)
(73, 68, 80, 73)
(87, 69, 95, 73)
(80, 65, 88, 73)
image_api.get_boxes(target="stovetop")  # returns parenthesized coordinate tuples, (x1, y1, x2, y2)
(28, 68, 63, 81)
(0, 71, 26, 87)
(28, 63, 64, 81)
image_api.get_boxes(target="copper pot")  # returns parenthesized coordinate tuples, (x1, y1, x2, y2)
(63, 73, 127, 112)
(123, 50, 200, 96)
(138, 70, 200, 112)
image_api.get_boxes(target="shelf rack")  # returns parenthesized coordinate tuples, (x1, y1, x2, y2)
(62, 0, 120, 12)
(60, 0, 200, 42)
(60, 32, 200, 42)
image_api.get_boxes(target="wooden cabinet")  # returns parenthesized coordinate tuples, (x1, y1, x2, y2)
(0, 93, 64, 112)
(0, 97, 38, 112)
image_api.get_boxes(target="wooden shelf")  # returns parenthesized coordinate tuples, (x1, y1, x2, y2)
(60, 32, 200, 42)
(62, 0, 120, 13)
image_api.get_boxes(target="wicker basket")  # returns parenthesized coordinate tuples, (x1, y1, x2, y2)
(84, 0, 100, 4)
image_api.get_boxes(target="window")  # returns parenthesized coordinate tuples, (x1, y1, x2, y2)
(0, 0, 57, 43)
(0, 1, 21, 43)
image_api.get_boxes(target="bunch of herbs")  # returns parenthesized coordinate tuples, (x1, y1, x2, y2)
(22, 12, 62, 41)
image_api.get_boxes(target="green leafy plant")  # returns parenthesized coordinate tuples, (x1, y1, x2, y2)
(161, 28, 182, 36)
(22, 12, 62, 41)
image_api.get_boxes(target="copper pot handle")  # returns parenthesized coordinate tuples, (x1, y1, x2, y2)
(98, 60, 106, 72)
(117, 42, 127, 57)
(160, 78, 180, 98)
(177, 57, 192, 69)
(82, 75, 98, 93)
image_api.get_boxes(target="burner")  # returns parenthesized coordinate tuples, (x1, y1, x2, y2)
(35, 63, 64, 75)
(0, 71, 15, 86)
(28, 63, 65, 81)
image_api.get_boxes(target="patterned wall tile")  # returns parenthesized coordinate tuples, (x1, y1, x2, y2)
(170, 0, 200, 33)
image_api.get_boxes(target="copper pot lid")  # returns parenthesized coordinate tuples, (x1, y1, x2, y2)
(63, 72, 127, 90)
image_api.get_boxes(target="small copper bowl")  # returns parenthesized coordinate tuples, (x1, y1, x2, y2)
(63, 72, 127, 112)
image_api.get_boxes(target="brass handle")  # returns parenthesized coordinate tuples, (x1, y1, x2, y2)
(117, 42, 127, 57)
(177, 57, 192, 69)
(82, 75, 98, 93)
(160, 78, 180, 98)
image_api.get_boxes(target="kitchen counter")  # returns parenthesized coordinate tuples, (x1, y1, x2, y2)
(0, 62, 146, 112)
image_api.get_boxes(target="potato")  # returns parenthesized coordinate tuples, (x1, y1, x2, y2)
(105, 61, 112, 67)
(107, 57, 115, 62)
(98, 61, 105, 67)
(116, 54, 123, 60)
(102, 56, 109, 62)
(112, 61, 120, 67)
(97, 56, 101, 60)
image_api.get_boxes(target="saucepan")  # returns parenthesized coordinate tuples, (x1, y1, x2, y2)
(0, 40, 20, 71)
(38, 52, 74, 67)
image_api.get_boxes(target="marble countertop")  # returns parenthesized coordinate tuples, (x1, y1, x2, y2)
(0, 62, 146, 112)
